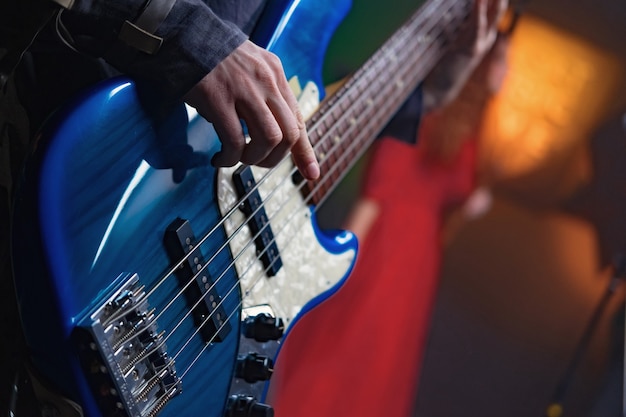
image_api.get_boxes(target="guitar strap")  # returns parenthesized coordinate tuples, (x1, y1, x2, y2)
(54, 0, 178, 56)
(50, 0, 73, 8)
(117, 0, 178, 55)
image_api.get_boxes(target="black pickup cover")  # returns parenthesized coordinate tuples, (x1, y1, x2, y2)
(232, 165, 283, 277)
(164, 218, 231, 342)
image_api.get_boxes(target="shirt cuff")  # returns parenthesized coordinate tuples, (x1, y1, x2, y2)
(64, 0, 247, 100)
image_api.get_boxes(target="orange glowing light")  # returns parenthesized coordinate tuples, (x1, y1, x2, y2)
(479, 16, 625, 182)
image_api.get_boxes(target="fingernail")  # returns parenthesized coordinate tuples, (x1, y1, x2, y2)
(304, 161, 320, 180)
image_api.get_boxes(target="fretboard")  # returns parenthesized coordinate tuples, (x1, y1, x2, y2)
(304, 0, 471, 205)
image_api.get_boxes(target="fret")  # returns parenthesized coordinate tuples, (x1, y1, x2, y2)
(337, 110, 349, 134)
(309, 113, 320, 126)
(352, 99, 365, 117)
(315, 125, 326, 142)
(345, 88, 360, 110)
(323, 107, 337, 127)
(304, 0, 469, 206)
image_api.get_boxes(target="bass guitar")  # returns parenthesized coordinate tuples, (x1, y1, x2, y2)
(11, 0, 469, 416)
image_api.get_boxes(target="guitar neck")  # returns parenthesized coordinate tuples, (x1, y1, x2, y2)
(304, 0, 471, 205)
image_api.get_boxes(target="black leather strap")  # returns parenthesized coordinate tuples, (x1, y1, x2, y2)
(50, 0, 74, 9)
(118, 0, 177, 54)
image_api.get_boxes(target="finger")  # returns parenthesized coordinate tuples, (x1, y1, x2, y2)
(243, 94, 304, 167)
(290, 127, 319, 180)
(256, 139, 292, 168)
(476, 0, 488, 39)
(211, 110, 247, 167)
(271, 64, 319, 180)
(485, 0, 507, 45)
(238, 53, 296, 165)
(245, 100, 317, 178)
(266, 92, 302, 145)
(474, 0, 501, 53)
(495, 0, 509, 22)
(486, 0, 501, 27)
(238, 101, 284, 165)
(456, 0, 485, 54)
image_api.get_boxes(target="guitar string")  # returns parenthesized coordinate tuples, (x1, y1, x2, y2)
(176, 17, 467, 383)
(116, 0, 466, 391)
(118, 12, 460, 396)
(176, 39, 455, 381)
(172, 1, 469, 377)
(105, 0, 459, 332)
(221, 0, 463, 230)
(122, 0, 464, 381)
(220, 0, 459, 253)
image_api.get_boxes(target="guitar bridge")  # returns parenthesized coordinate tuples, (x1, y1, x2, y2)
(75, 273, 182, 417)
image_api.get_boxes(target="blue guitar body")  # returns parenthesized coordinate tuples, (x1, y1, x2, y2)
(11, 1, 356, 416)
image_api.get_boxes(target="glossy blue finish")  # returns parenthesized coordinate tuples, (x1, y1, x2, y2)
(11, 0, 354, 416)
(253, 0, 352, 102)
(15, 79, 239, 417)
(260, 208, 358, 401)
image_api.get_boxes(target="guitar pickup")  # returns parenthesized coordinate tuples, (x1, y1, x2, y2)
(232, 165, 283, 277)
(164, 218, 231, 343)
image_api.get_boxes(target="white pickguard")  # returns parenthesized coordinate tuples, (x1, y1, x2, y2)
(215, 80, 355, 327)
(216, 162, 355, 327)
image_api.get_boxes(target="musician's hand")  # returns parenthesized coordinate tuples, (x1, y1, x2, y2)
(423, 0, 508, 111)
(183, 40, 320, 180)
(456, 0, 508, 59)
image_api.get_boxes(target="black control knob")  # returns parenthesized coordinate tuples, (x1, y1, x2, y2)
(235, 353, 274, 383)
(242, 313, 284, 342)
(226, 395, 274, 417)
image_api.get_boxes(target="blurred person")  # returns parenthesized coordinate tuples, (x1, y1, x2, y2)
(267, 4, 509, 417)
(346, 32, 511, 241)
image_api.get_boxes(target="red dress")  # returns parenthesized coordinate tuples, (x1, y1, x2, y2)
(268, 135, 477, 417)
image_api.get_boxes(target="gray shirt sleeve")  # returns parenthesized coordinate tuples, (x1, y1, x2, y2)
(63, 0, 263, 99)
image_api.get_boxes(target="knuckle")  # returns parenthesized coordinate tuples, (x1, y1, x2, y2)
(264, 128, 283, 146)
(230, 139, 246, 152)
(265, 51, 283, 69)
(294, 107, 306, 127)
(253, 62, 276, 87)
(220, 134, 246, 155)
(284, 126, 301, 145)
